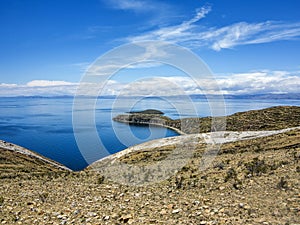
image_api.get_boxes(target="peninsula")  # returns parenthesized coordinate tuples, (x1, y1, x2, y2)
(113, 105, 300, 134)
(1, 106, 300, 224)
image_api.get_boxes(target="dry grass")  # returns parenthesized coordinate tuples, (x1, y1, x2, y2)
(115, 106, 300, 134)
(171, 105, 300, 133)
(0, 106, 300, 224)
(0, 148, 69, 179)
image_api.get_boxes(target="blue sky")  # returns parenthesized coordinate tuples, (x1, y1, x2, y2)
(0, 0, 300, 96)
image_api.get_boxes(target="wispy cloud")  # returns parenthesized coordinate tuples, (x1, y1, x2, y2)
(107, 0, 149, 12)
(1, 71, 299, 96)
(105, 0, 171, 14)
(128, 6, 211, 42)
(104, 0, 176, 27)
(127, 6, 300, 51)
(206, 21, 300, 51)
(126, 61, 163, 69)
(69, 62, 92, 72)
(82, 42, 172, 77)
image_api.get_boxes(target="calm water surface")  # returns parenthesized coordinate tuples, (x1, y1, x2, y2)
(0, 96, 299, 170)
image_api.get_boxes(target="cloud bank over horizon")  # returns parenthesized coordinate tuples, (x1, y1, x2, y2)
(1, 70, 299, 97)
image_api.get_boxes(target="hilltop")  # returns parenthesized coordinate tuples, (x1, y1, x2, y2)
(0, 106, 299, 224)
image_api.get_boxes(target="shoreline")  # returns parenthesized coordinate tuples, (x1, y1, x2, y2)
(2, 106, 300, 171)
(4, 125, 300, 172)
(89, 126, 300, 169)
(2, 125, 300, 172)
(0, 140, 72, 171)
(118, 120, 187, 135)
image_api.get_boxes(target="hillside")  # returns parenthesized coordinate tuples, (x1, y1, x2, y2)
(0, 140, 70, 180)
(114, 106, 300, 134)
(0, 106, 299, 224)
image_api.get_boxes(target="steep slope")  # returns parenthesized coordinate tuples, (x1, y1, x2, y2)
(0, 106, 299, 224)
(0, 141, 70, 179)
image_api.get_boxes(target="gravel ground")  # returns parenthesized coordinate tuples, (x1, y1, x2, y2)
(1, 106, 300, 224)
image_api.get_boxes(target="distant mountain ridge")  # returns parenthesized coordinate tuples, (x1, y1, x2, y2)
(0, 93, 300, 99)
(1, 105, 300, 224)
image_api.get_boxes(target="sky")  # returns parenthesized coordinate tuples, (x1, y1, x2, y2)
(0, 0, 300, 96)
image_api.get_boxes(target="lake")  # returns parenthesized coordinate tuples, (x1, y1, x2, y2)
(0, 96, 299, 171)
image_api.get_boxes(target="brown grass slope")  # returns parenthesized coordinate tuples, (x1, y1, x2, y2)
(1, 128, 299, 224)
(0, 106, 299, 224)
(0, 145, 69, 180)
(114, 106, 300, 134)
(171, 105, 300, 133)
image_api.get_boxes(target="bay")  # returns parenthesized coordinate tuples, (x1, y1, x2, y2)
(0, 96, 299, 171)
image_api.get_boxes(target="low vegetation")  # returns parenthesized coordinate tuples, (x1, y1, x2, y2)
(114, 106, 300, 134)
(0, 106, 299, 224)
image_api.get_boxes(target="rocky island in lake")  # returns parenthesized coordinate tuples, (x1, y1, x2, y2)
(1, 106, 300, 224)
(113, 106, 300, 134)
(127, 109, 165, 115)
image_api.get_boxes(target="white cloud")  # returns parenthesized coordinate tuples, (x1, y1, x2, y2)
(207, 22, 300, 51)
(105, 0, 170, 15)
(117, 70, 300, 95)
(184, 6, 211, 26)
(126, 61, 164, 69)
(82, 42, 172, 78)
(127, 6, 300, 51)
(0, 71, 299, 97)
(114, 71, 300, 95)
(104, 0, 176, 27)
(108, 0, 147, 12)
(0, 83, 17, 87)
(0, 80, 78, 97)
(26, 80, 76, 87)
(129, 6, 211, 43)
(70, 62, 91, 72)
(215, 71, 300, 94)
(118, 77, 187, 96)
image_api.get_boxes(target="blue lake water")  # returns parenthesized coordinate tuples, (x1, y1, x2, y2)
(0, 96, 299, 171)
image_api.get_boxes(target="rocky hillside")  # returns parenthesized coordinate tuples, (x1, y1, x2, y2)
(114, 106, 300, 134)
(0, 106, 299, 224)
(0, 140, 70, 180)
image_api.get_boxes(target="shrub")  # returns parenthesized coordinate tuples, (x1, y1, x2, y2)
(214, 162, 225, 170)
(233, 179, 243, 190)
(97, 175, 105, 184)
(224, 168, 237, 182)
(38, 192, 49, 203)
(245, 158, 268, 176)
(175, 176, 184, 189)
(277, 177, 288, 190)
(0, 196, 4, 205)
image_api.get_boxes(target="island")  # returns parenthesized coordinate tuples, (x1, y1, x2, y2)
(1, 106, 300, 224)
(127, 109, 164, 115)
(113, 106, 300, 134)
